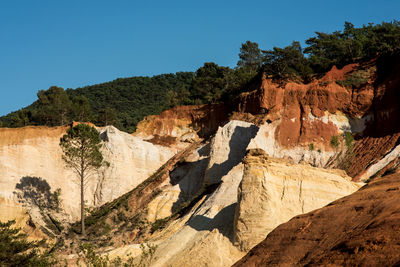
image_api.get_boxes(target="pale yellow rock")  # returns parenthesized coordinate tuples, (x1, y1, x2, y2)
(233, 149, 363, 251)
(112, 122, 252, 267)
(146, 188, 180, 222)
(161, 229, 244, 267)
(0, 125, 175, 222)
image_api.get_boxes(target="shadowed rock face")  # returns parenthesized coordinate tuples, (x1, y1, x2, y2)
(233, 173, 400, 267)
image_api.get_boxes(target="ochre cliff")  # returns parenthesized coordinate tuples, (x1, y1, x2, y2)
(2, 58, 400, 266)
(233, 57, 400, 180)
(134, 104, 228, 146)
(234, 63, 375, 149)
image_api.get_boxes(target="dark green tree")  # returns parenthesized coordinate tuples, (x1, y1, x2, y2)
(237, 40, 263, 71)
(34, 86, 72, 126)
(192, 62, 231, 103)
(0, 220, 55, 266)
(98, 107, 117, 126)
(262, 41, 312, 81)
(72, 95, 93, 122)
(9, 109, 32, 127)
(59, 124, 106, 236)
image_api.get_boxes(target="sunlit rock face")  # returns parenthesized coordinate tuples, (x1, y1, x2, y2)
(0, 125, 175, 222)
(233, 149, 362, 252)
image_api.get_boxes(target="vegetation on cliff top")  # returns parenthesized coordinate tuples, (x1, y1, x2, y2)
(1, 21, 399, 132)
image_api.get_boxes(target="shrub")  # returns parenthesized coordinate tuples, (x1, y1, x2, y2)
(330, 135, 339, 149)
(308, 143, 315, 151)
(336, 70, 370, 88)
(344, 131, 354, 151)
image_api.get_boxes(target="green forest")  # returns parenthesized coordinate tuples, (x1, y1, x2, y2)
(1, 21, 399, 133)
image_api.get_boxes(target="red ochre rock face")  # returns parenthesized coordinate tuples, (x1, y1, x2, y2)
(134, 58, 400, 179)
(134, 104, 229, 144)
(235, 65, 376, 149)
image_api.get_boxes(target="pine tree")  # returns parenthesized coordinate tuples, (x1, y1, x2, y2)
(59, 124, 107, 236)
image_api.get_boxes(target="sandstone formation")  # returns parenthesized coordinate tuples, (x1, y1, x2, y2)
(234, 67, 375, 148)
(0, 125, 175, 224)
(105, 121, 361, 267)
(0, 197, 44, 240)
(233, 173, 400, 267)
(233, 149, 362, 251)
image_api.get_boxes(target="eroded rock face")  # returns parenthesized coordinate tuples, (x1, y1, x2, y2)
(110, 121, 362, 267)
(134, 104, 229, 146)
(137, 61, 400, 180)
(235, 71, 375, 148)
(233, 173, 400, 267)
(230, 61, 400, 180)
(233, 149, 362, 251)
(146, 120, 259, 223)
(0, 125, 175, 222)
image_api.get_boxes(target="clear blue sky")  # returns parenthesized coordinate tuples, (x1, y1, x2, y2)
(1, 0, 399, 116)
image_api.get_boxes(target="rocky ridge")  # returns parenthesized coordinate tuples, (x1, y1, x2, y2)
(103, 59, 400, 265)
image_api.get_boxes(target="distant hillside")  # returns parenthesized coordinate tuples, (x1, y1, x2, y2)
(68, 72, 196, 132)
(1, 21, 399, 132)
(0, 73, 194, 133)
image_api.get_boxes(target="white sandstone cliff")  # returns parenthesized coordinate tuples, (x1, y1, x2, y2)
(0, 125, 175, 225)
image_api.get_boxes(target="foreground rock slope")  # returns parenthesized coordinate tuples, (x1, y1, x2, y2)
(233, 173, 400, 267)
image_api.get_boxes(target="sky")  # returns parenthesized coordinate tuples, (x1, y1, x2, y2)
(0, 0, 399, 116)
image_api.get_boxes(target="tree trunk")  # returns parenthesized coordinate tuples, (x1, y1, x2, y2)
(81, 173, 85, 236)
